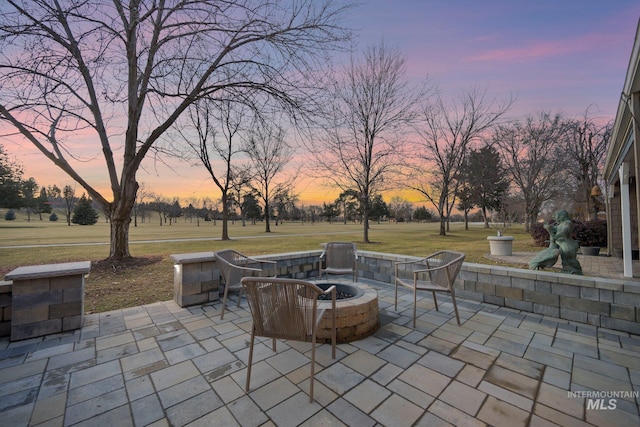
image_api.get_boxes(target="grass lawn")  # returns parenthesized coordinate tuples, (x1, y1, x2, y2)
(0, 215, 539, 313)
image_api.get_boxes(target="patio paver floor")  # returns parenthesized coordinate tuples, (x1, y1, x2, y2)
(0, 276, 639, 426)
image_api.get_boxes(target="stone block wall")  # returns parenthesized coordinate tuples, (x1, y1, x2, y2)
(169, 251, 322, 308)
(357, 250, 640, 335)
(0, 281, 11, 337)
(170, 252, 219, 307)
(270, 250, 322, 279)
(4, 261, 90, 341)
(456, 263, 640, 334)
(2, 250, 637, 341)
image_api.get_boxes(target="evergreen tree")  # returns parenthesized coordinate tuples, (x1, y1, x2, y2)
(72, 194, 99, 225)
(21, 177, 38, 222)
(36, 187, 51, 220)
(242, 193, 262, 225)
(413, 206, 433, 222)
(321, 202, 339, 224)
(460, 145, 509, 228)
(0, 144, 24, 208)
(369, 195, 389, 223)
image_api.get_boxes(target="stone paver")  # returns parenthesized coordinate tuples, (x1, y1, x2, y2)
(0, 277, 638, 426)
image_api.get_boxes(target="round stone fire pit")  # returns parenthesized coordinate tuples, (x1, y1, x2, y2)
(315, 282, 379, 343)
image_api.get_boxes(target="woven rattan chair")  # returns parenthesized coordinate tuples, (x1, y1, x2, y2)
(241, 277, 336, 402)
(394, 250, 466, 326)
(319, 242, 358, 282)
(214, 249, 276, 320)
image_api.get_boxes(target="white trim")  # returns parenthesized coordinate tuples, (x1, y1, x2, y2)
(619, 162, 633, 277)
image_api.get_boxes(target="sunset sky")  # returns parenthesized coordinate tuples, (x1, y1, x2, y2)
(3, 0, 640, 207)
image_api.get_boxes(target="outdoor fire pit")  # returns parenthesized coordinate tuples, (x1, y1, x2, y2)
(316, 282, 364, 300)
(315, 282, 379, 343)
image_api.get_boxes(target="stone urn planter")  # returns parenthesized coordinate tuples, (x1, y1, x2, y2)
(575, 219, 606, 257)
(580, 246, 601, 256)
(487, 235, 514, 256)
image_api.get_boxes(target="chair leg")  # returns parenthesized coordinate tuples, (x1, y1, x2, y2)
(245, 327, 256, 392)
(394, 281, 398, 311)
(309, 332, 316, 402)
(272, 338, 276, 352)
(331, 311, 336, 360)
(432, 291, 439, 311)
(450, 291, 461, 325)
(220, 283, 230, 320)
(237, 286, 243, 307)
(413, 287, 417, 328)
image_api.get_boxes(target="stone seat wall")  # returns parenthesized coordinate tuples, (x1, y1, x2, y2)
(3, 261, 90, 341)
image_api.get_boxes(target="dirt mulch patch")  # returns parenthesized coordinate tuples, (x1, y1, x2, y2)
(85, 255, 173, 314)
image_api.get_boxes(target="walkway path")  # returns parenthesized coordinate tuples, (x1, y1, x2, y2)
(1, 278, 638, 426)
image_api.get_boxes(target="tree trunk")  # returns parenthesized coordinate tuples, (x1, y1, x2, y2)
(439, 216, 446, 236)
(221, 191, 230, 240)
(105, 178, 138, 261)
(109, 213, 132, 260)
(265, 199, 271, 232)
(363, 209, 370, 243)
(525, 214, 534, 233)
(482, 207, 489, 228)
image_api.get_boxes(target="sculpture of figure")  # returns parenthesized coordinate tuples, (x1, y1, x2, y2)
(529, 210, 582, 274)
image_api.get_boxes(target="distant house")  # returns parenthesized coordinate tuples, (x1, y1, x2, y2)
(603, 19, 640, 277)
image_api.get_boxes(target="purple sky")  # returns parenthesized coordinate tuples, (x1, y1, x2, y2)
(347, 0, 640, 120)
(5, 1, 640, 203)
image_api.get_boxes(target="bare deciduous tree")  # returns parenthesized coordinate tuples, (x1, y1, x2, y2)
(245, 121, 294, 233)
(411, 88, 513, 235)
(388, 196, 413, 223)
(180, 99, 253, 240)
(564, 109, 611, 220)
(0, 0, 351, 260)
(62, 184, 76, 227)
(492, 112, 568, 232)
(310, 42, 429, 243)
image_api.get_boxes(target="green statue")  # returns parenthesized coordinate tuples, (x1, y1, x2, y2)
(529, 210, 582, 275)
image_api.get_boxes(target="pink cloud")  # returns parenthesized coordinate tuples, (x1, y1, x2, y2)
(465, 33, 622, 63)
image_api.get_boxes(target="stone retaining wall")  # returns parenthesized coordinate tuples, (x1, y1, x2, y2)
(356, 251, 640, 335)
(3, 250, 632, 341)
(0, 281, 11, 337)
(4, 261, 90, 341)
(456, 263, 640, 335)
(170, 252, 219, 307)
(170, 249, 640, 334)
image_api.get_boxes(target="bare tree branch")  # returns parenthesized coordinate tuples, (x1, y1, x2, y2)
(309, 42, 431, 242)
(0, 0, 352, 259)
(410, 87, 514, 235)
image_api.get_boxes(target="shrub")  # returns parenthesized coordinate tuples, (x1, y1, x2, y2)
(574, 219, 607, 247)
(49, 212, 59, 221)
(4, 209, 16, 221)
(530, 219, 592, 247)
(530, 222, 548, 247)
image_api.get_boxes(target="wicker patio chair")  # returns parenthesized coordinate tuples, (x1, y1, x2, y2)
(214, 249, 276, 320)
(241, 277, 336, 403)
(319, 242, 358, 282)
(394, 250, 466, 326)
